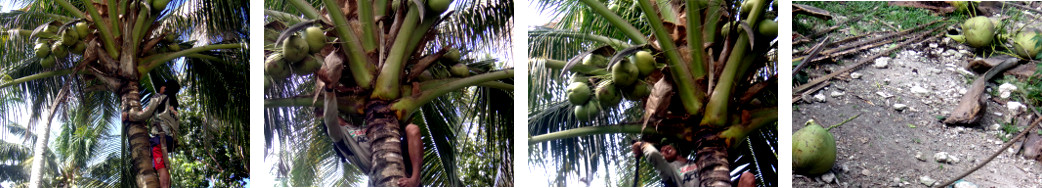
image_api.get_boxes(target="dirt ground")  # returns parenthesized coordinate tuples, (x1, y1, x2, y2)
(792, 6, 1042, 188)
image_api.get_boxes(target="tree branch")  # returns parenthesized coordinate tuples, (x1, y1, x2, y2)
(139, 43, 246, 75)
(392, 69, 514, 116)
(0, 69, 76, 90)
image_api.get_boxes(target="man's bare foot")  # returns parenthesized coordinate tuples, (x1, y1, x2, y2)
(398, 176, 420, 187)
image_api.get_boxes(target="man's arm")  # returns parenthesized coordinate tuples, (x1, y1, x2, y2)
(632, 142, 682, 186)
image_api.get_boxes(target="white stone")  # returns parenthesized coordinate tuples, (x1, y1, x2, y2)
(911, 86, 930, 94)
(850, 72, 863, 79)
(920, 176, 936, 186)
(1008, 101, 1026, 117)
(999, 83, 1017, 99)
(894, 104, 908, 111)
(989, 124, 1002, 131)
(877, 91, 894, 98)
(935, 152, 949, 162)
(830, 91, 845, 97)
(814, 93, 827, 103)
(820, 172, 835, 183)
(954, 181, 979, 188)
(874, 57, 890, 68)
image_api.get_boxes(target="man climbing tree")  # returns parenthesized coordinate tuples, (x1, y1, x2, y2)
(320, 103, 425, 187)
(141, 80, 181, 188)
(632, 141, 757, 187)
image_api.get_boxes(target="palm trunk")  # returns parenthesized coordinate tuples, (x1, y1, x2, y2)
(119, 83, 161, 188)
(695, 135, 731, 187)
(365, 100, 405, 186)
(28, 85, 69, 188)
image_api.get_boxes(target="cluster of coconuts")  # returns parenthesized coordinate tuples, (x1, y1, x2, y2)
(720, 0, 778, 39)
(34, 22, 90, 68)
(948, 16, 1042, 59)
(266, 26, 326, 82)
(792, 119, 836, 176)
(567, 51, 655, 121)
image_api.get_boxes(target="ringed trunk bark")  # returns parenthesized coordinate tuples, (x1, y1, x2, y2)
(365, 100, 405, 186)
(120, 83, 161, 188)
(696, 135, 731, 187)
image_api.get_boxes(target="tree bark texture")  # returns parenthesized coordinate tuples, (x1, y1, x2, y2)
(120, 83, 161, 188)
(365, 100, 404, 186)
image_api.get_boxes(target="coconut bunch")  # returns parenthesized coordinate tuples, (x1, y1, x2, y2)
(567, 51, 655, 120)
(31, 21, 91, 68)
(947, 15, 1042, 59)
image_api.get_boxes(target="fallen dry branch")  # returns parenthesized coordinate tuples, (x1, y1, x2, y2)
(935, 114, 1042, 188)
(943, 57, 1018, 125)
(793, 24, 948, 101)
(794, 20, 942, 62)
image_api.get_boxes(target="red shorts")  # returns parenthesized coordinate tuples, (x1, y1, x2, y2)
(152, 146, 166, 169)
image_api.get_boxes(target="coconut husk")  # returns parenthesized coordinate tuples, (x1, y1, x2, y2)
(944, 57, 1019, 125)
(1022, 127, 1042, 161)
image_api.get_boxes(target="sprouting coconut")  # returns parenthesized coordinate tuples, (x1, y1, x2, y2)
(282, 34, 309, 63)
(792, 119, 836, 176)
(611, 59, 638, 87)
(567, 82, 592, 105)
(1013, 31, 1040, 59)
(304, 26, 326, 54)
(962, 16, 995, 48)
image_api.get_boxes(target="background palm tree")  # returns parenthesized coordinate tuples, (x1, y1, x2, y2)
(0, 104, 121, 188)
(262, 0, 513, 186)
(527, 0, 777, 186)
(0, 0, 248, 187)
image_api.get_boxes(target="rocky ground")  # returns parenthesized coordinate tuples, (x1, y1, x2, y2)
(793, 8, 1042, 188)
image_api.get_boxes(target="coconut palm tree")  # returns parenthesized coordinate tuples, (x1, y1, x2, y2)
(0, 105, 122, 188)
(528, 0, 777, 186)
(0, 0, 248, 187)
(262, 0, 513, 186)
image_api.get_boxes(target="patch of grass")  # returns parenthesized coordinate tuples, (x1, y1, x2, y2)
(907, 123, 917, 128)
(998, 122, 1020, 142)
(912, 138, 921, 144)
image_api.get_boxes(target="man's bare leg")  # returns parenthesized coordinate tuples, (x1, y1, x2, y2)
(159, 167, 171, 188)
(397, 124, 423, 187)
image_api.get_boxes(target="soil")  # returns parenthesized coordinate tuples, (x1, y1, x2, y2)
(792, 7, 1042, 188)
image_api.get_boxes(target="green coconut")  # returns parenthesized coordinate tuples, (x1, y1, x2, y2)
(40, 56, 55, 68)
(442, 48, 461, 63)
(34, 43, 50, 57)
(153, 0, 170, 9)
(51, 41, 68, 57)
(758, 19, 778, 38)
(594, 80, 621, 107)
(634, 51, 655, 77)
(265, 53, 291, 80)
(962, 16, 995, 48)
(569, 73, 588, 84)
(428, 0, 453, 14)
(1013, 31, 1041, 59)
(282, 35, 309, 63)
(71, 42, 86, 55)
(264, 75, 273, 90)
(567, 82, 592, 105)
(450, 63, 470, 77)
(582, 54, 608, 67)
(611, 59, 638, 87)
(418, 71, 434, 81)
(623, 81, 650, 100)
(740, 0, 758, 17)
(304, 26, 326, 54)
(573, 100, 600, 121)
(74, 22, 89, 38)
(168, 43, 181, 51)
(792, 119, 836, 175)
(720, 22, 732, 37)
(61, 29, 78, 44)
(293, 56, 322, 75)
(43, 24, 58, 35)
